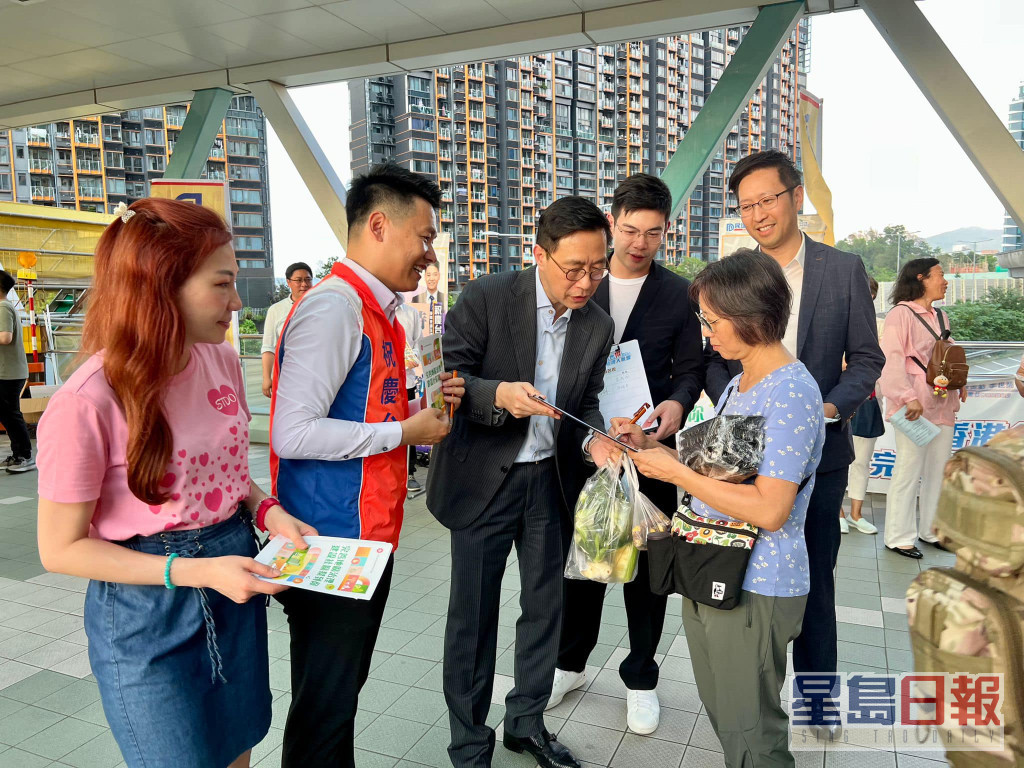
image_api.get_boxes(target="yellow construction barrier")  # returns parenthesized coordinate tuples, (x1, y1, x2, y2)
(0, 201, 111, 280)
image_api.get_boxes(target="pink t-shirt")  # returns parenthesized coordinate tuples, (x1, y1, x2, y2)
(37, 342, 252, 541)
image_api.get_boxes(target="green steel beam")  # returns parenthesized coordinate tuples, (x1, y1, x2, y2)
(164, 87, 235, 180)
(661, 0, 804, 220)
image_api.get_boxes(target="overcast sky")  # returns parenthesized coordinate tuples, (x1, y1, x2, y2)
(266, 1, 1023, 278)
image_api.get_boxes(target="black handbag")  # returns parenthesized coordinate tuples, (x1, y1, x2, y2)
(651, 383, 811, 610)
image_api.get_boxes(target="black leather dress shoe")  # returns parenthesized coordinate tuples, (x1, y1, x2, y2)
(887, 545, 923, 559)
(503, 729, 581, 768)
(919, 538, 950, 552)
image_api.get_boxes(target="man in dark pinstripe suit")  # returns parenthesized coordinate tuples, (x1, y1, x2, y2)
(427, 197, 619, 768)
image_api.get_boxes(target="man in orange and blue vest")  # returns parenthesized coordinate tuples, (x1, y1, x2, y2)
(270, 164, 464, 768)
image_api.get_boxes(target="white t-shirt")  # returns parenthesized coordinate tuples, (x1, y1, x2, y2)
(608, 273, 648, 344)
(261, 296, 294, 355)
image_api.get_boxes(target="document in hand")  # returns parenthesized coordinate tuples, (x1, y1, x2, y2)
(598, 340, 655, 431)
(418, 334, 446, 411)
(890, 405, 941, 447)
(255, 535, 393, 600)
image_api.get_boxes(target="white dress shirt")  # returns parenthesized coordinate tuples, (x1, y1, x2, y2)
(260, 295, 294, 355)
(271, 259, 405, 461)
(396, 302, 424, 390)
(514, 269, 572, 463)
(777, 234, 806, 358)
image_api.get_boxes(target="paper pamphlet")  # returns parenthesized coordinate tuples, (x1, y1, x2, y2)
(255, 535, 393, 600)
(890, 406, 941, 447)
(598, 340, 655, 431)
(418, 334, 445, 411)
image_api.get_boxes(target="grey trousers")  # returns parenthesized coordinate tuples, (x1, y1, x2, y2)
(682, 591, 807, 768)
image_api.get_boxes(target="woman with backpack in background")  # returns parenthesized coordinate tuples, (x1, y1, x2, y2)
(879, 258, 966, 559)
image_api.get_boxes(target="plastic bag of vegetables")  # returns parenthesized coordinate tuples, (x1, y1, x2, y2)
(623, 457, 670, 550)
(565, 455, 638, 583)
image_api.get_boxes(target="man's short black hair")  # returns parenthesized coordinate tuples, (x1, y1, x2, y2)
(0, 270, 15, 295)
(536, 196, 611, 254)
(688, 248, 792, 346)
(610, 173, 672, 222)
(346, 163, 441, 230)
(285, 262, 312, 279)
(728, 149, 802, 195)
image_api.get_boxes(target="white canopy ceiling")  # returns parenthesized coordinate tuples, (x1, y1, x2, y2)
(0, 0, 861, 129)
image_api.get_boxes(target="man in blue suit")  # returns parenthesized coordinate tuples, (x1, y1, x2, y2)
(704, 151, 884, 716)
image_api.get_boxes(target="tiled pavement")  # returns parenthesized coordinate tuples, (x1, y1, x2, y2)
(0, 435, 955, 768)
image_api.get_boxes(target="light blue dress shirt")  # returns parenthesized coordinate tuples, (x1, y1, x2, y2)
(514, 269, 572, 463)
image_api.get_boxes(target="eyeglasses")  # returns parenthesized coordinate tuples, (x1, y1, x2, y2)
(694, 310, 722, 333)
(732, 185, 798, 217)
(288, 277, 313, 285)
(615, 223, 665, 243)
(547, 252, 609, 283)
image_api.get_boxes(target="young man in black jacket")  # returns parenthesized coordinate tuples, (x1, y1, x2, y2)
(549, 174, 704, 735)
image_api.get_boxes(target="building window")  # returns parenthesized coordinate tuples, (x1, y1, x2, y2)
(145, 129, 164, 145)
(0, 174, 10, 192)
(226, 118, 259, 138)
(147, 155, 166, 172)
(230, 188, 261, 205)
(104, 151, 124, 168)
(233, 212, 264, 228)
(78, 177, 103, 198)
(412, 160, 436, 174)
(234, 236, 264, 251)
(125, 155, 145, 174)
(105, 177, 126, 195)
(227, 140, 259, 157)
(0, 146, 8, 165)
(228, 164, 260, 180)
(411, 118, 433, 131)
(412, 139, 436, 153)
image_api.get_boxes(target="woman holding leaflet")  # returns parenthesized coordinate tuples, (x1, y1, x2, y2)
(35, 198, 315, 768)
(878, 258, 964, 558)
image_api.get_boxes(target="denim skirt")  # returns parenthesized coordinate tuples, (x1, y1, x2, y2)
(84, 509, 272, 768)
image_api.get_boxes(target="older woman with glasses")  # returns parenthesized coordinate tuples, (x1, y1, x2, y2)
(613, 248, 826, 768)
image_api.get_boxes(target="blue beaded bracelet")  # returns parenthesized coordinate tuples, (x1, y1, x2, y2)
(164, 553, 179, 590)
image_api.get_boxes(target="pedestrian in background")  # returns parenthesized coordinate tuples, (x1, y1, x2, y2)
(840, 275, 881, 535)
(879, 258, 964, 558)
(0, 268, 33, 473)
(261, 261, 313, 397)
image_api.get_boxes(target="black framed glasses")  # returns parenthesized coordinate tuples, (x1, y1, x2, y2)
(731, 185, 798, 217)
(288, 277, 313, 285)
(695, 310, 722, 332)
(614, 223, 665, 243)
(547, 252, 609, 283)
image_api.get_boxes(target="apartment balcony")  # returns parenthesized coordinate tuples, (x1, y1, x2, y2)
(31, 185, 55, 200)
(410, 104, 434, 115)
(74, 132, 100, 146)
(77, 160, 102, 174)
(29, 159, 54, 173)
(59, 191, 76, 203)
(27, 133, 51, 147)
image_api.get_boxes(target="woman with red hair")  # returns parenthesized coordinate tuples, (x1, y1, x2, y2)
(35, 198, 315, 768)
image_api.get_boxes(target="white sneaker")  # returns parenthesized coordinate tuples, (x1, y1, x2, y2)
(839, 515, 849, 534)
(849, 517, 878, 535)
(626, 688, 660, 735)
(545, 668, 586, 711)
